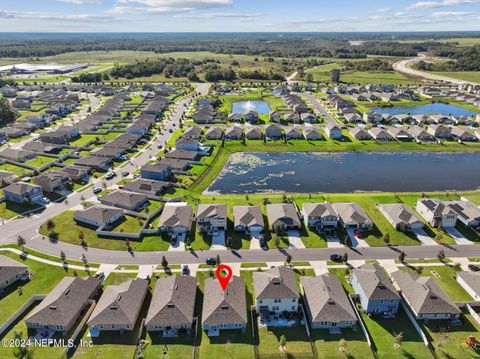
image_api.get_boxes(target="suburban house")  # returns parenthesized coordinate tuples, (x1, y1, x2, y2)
(253, 266, 299, 319)
(415, 199, 457, 228)
(451, 127, 477, 142)
(145, 275, 197, 336)
(202, 276, 247, 336)
(377, 204, 424, 232)
(224, 126, 243, 140)
(158, 158, 191, 171)
(427, 124, 451, 139)
(233, 206, 265, 234)
(302, 203, 338, 232)
(265, 124, 283, 139)
(140, 163, 172, 181)
(304, 127, 324, 140)
(388, 127, 412, 141)
(123, 179, 172, 196)
(325, 124, 342, 139)
(351, 264, 400, 316)
(391, 270, 460, 321)
(0, 148, 36, 162)
(196, 204, 227, 234)
(205, 127, 224, 140)
(0, 255, 29, 292)
(368, 127, 394, 141)
(301, 274, 357, 331)
(456, 272, 480, 301)
(75, 156, 111, 171)
(266, 203, 301, 232)
(350, 127, 372, 140)
(443, 200, 480, 228)
(176, 138, 201, 152)
(3, 182, 44, 205)
(99, 190, 148, 211)
(285, 126, 304, 140)
(158, 203, 193, 237)
(408, 126, 436, 142)
(25, 277, 102, 336)
(74, 205, 124, 228)
(0, 170, 16, 186)
(165, 150, 200, 161)
(245, 126, 263, 140)
(270, 110, 281, 123)
(332, 203, 373, 229)
(33, 171, 71, 193)
(88, 278, 149, 333)
(60, 165, 91, 183)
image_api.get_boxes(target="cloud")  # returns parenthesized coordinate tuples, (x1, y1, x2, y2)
(408, 0, 478, 9)
(0, 10, 112, 21)
(429, 10, 474, 16)
(175, 12, 262, 19)
(374, 7, 392, 13)
(111, 0, 233, 14)
(59, 0, 102, 4)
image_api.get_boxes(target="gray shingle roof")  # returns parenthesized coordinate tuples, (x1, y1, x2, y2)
(391, 270, 460, 316)
(332, 203, 373, 227)
(233, 206, 264, 228)
(26, 277, 101, 327)
(88, 278, 149, 327)
(158, 204, 193, 229)
(0, 255, 28, 285)
(457, 272, 480, 296)
(303, 203, 337, 218)
(74, 205, 124, 224)
(353, 264, 400, 301)
(202, 276, 247, 326)
(301, 274, 356, 323)
(197, 204, 227, 220)
(377, 204, 423, 226)
(253, 266, 299, 300)
(266, 203, 301, 228)
(145, 275, 197, 327)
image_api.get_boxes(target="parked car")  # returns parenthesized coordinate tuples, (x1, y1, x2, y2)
(182, 265, 190, 275)
(468, 264, 480, 272)
(105, 172, 116, 180)
(205, 257, 216, 266)
(354, 230, 363, 238)
(168, 129, 173, 133)
(330, 254, 343, 262)
(157, 144, 163, 149)
(122, 171, 130, 177)
(94, 271, 105, 280)
(42, 197, 50, 204)
(93, 187, 102, 194)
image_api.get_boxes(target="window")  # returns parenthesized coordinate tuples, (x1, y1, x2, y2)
(380, 300, 384, 304)
(259, 300, 263, 304)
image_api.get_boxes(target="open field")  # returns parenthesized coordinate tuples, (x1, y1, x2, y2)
(431, 71, 480, 84)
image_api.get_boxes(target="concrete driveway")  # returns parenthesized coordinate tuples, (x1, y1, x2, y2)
(412, 228, 438, 246)
(287, 230, 305, 249)
(168, 232, 186, 251)
(347, 228, 370, 248)
(211, 230, 226, 250)
(445, 228, 472, 245)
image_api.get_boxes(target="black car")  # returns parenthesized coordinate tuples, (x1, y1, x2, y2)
(182, 265, 190, 275)
(122, 171, 130, 177)
(205, 257, 216, 265)
(468, 264, 480, 272)
(330, 254, 343, 262)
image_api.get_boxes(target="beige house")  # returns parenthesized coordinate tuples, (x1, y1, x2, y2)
(266, 203, 301, 232)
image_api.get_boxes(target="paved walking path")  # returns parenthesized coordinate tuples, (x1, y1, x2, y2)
(311, 261, 328, 275)
(377, 259, 399, 275)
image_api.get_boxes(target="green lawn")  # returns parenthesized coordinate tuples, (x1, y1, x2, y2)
(103, 272, 137, 285)
(25, 155, 58, 168)
(311, 327, 373, 359)
(142, 331, 195, 359)
(0, 163, 31, 177)
(0, 252, 90, 330)
(421, 310, 480, 359)
(431, 71, 480, 84)
(0, 201, 44, 219)
(359, 306, 433, 359)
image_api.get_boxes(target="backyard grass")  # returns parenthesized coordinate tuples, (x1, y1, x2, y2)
(0, 201, 44, 220)
(103, 272, 137, 285)
(25, 155, 58, 168)
(0, 251, 90, 326)
(359, 305, 433, 359)
(142, 331, 195, 359)
(311, 327, 373, 359)
(0, 163, 31, 177)
(421, 310, 480, 359)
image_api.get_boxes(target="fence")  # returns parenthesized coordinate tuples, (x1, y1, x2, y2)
(348, 294, 377, 358)
(466, 303, 480, 325)
(66, 299, 97, 357)
(0, 295, 46, 337)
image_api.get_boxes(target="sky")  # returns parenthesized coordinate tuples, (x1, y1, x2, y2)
(0, 0, 479, 32)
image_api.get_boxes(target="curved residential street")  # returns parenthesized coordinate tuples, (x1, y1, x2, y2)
(393, 54, 479, 85)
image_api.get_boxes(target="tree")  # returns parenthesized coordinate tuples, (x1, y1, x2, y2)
(279, 334, 287, 349)
(285, 254, 292, 265)
(342, 252, 349, 263)
(215, 255, 221, 266)
(226, 236, 232, 249)
(453, 262, 462, 271)
(416, 266, 424, 275)
(81, 254, 88, 266)
(17, 236, 26, 250)
(338, 339, 347, 353)
(125, 239, 131, 250)
(395, 332, 404, 347)
(46, 219, 56, 231)
(398, 251, 406, 263)
(437, 249, 446, 262)
(161, 256, 169, 268)
(60, 250, 66, 263)
(383, 233, 391, 246)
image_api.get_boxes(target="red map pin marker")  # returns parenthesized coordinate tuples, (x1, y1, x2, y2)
(216, 264, 233, 291)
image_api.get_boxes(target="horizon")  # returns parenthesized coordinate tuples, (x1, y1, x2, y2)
(1, 0, 480, 32)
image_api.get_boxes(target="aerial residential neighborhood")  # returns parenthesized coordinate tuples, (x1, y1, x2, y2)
(1, 1, 480, 359)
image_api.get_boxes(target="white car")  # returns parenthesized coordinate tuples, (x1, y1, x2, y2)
(42, 197, 50, 204)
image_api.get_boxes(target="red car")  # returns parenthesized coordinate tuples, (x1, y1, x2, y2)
(354, 230, 363, 238)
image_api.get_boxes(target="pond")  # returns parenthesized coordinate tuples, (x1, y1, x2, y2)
(205, 152, 480, 194)
(369, 103, 477, 117)
(232, 100, 271, 114)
